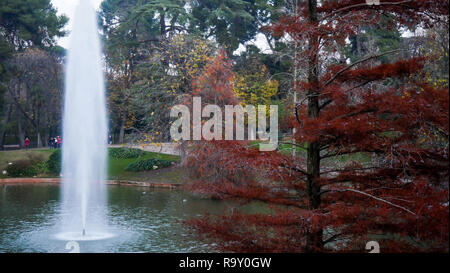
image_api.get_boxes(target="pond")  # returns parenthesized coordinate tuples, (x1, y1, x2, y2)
(0, 184, 263, 253)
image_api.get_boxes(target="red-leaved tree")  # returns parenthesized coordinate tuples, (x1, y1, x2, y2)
(184, 52, 252, 190)
(186, 0, 449, 252)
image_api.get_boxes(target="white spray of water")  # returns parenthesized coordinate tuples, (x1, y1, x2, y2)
(60, 0, 108, 239)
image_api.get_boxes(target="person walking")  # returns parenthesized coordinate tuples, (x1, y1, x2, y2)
(48, 137, 53, 149)
(57, 136, 61, 148)
(24, 137, 30, 151)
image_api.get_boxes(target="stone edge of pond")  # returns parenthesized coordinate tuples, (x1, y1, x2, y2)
(0, 178, 182, 189)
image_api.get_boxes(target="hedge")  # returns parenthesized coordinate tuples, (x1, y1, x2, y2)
(108, 148, 145, 159)
(47, 149, 61, 175)
(125, 158, 172, 172)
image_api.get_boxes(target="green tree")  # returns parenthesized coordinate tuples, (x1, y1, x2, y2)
(0, 0, 67, 147)
(101, 0, 190, 143)
(346, 17, 403, 63)
(7, 48, 63, 148)
(0, 0, 67, 49)
(189, 0, 261, 55)
(131, 34, 216, 141)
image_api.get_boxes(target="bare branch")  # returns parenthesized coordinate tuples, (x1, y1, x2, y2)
(321, 49, 404, 89)
(324, 188, 416, 215)
(321, 1, 415, 22)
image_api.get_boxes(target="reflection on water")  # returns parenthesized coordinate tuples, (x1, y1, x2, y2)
(0, 184, 265, 253)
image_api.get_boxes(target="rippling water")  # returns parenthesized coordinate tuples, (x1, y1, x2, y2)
(0, 184, 264, 253)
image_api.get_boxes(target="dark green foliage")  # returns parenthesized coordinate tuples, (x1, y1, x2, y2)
(125, 158, 173, 172)
(0, 0, 68, 49)
(0, 38, 12, 104)
(47, 149, 61, 175)
(346, 17, 402, 63)
(189, 0, 259, 55)
(6, 160, 38, 177)
(234, 44, 293, 99)
(108, 148, 145, 159)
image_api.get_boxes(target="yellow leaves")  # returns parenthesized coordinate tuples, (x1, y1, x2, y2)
(136, 133, 163, 149)
(426, 75, 448, 89)
(126, 113, 137, 128)
(233, 64, 279, 107)
(160, 35, 214, 93)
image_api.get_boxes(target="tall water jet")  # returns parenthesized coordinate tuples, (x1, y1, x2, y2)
(58, 0, 109, 240)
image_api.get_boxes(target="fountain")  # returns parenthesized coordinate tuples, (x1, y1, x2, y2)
(0, 0, 263, 253)
(56, 0, 112, 241)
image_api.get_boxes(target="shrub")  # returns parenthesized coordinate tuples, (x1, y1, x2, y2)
(6, 160, 38, 177)
(108, 148, 145, 159)
(32, 161, 49, 175)
(125, 158, 173, 172)
(47, 149, 61, 175)
(186, 142, 254, 190)
(6, 154, 46, 177)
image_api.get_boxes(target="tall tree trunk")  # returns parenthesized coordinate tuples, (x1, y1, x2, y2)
(119, 114, 126, 144)
(305, 0, 323, 252)
(18, 114, 25, 148)
(37, 131, 42, 148)
(42, 108, 48, 147)
(0, 102, 12, 149)
(35, 106, 42, 148)
(179, 140, 188, 166)
(160, 10, 166, 37)
(292, 0, 299, 158)
(44, 133, 49, 148)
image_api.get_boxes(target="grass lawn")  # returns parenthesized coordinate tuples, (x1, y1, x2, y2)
(0, 149, 53, 171)
(334, 152, 371, 164)
(248, 140, 307, 155)
(1, 148, 182, 183)
(107, 151, 182, 183)
(277, 142, 307, 155)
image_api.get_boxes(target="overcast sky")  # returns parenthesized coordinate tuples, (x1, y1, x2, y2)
(51, 0, 103, 48)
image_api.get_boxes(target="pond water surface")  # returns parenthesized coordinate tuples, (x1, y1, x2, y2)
(0, 184, 263, 253)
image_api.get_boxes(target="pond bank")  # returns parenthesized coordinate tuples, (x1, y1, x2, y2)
(0, 178, 182, 189)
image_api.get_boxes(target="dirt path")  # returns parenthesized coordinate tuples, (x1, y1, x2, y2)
(109, 143, 181, 156)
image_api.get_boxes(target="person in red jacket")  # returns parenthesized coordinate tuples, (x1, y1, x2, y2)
(57, 136, 61, 148)
(24, 137, 30, 150)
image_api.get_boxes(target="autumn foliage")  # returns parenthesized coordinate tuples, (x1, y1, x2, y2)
(184, 52, 248, 188)
(186, 0, 449, 252)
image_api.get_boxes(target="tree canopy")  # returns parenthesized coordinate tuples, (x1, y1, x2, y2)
(0, 0, 67, 147)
